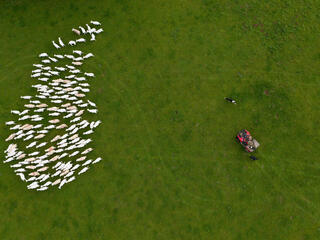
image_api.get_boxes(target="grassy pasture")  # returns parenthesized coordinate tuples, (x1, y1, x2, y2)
(0, 0, 319, 239)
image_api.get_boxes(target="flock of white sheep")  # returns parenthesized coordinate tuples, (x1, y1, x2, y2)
(4, 20, 104, 191)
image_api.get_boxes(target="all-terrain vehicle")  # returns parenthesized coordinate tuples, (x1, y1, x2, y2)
(236, 129, 260, 152)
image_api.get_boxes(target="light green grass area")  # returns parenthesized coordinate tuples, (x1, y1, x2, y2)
(0, 0, 320, 239)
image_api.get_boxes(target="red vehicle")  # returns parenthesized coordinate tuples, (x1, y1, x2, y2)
(236, 129, 260, 152)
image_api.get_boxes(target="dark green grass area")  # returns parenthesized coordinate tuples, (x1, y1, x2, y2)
(0, 0, 320, 239)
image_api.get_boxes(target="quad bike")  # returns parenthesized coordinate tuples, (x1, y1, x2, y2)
(236, 129, 260, 153)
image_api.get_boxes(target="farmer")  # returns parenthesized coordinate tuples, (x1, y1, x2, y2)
(250, 156, 258, 161)
(224, 97, 237, 104)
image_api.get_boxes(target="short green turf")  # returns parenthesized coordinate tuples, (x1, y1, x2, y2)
(0, 0, 319, 239)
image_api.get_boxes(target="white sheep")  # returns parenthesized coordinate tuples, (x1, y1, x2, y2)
(40, 175, 50, 182)
(92, 157, 102, 164)
(42, 72, 51, 77)
(82, 159, 92, 166)
(72, 28, 81, 35)
(58, 179, 67, 189)
(52, 178, 61, 186)
(84, 72, 95, 77)
(59, 153, 68, 159)
(96, 28, 104, 34)
(75, 110, 84, 116)
(15, 167, 26, 173)
(36, 142, 47, 148)
(64, 171, 74, 178)
(44, 125, 55, 130)
(39, 53, 48, 58)
(10, 124, 21, 130)
(72, 61, 82, 66)
(55, 67, 66, 71)
(31, 117, 43, 121)
(86, 24, 92, 31)
(94, 120, 101, 128)
(83, 129, 94, 135)
(87, 100, 97, 107)
(21, 96, 32, 100)
(56, 124, 68, 129)
(49, 57, 58, 62)
(68, 40, 76, 46)
(26, 141, 37, 149)
(31, 73, 41, 78)
(79, 83, 90, 87)
(79, 26, 86, 34)
(42, 66, 51, 70)
(69, 151, 79, 157)
(42, 181, 52, 187)
(53, 162, 62, 169)
(37, 186, 48, 191)
(49, 112, 60, 117)
(90, 20, 101, 25)
(51, 100, 63, 104)
(87, 109, 98, 113)
(49, 70, 59, 75)
(76, 38, 86, 43)
(34, 108, 45, 112)
(67, 176, 76, 183)
(88, 27, 96, 34)
(70, 127, 79, 135)
(38, 166, 49, 172)
(28, 151, 40, 156)
(73, 50, 82, 55)
(82, 148, 93, 155)
(65, 74, 76, 79)
(90, 33, 96, 41)
(27, 182, 39, 189)
(58, 37, 65, 47)
(5, 133, 16, 142)
(70, 69, 81, 74)
(17, 173, 26, 182)
(75, 77, 86, 81)
(64, 54, 74, 59)
(52, 40, 60, 49)
(37, 130, 48, 134)
(41, 59, 51, 64)
(66, 64, 75, 69)
(34, 134, 45, 139)
(5, 121, 15, 125)
(36, 95, 47, 99)
(24, 104, 35, 108)
(78, 167, 89, 175)
(33, 124, 42, 129)
(68, 133, 78, 140)
(70, 117, 81, 123)
(33, 64, 43, 68)
(23, 135, 33, 141)
(83, 53, 94, 59)
(54, 54, 64, 59)
(55, 148, 64, 153)
(73, 57, 83, 61)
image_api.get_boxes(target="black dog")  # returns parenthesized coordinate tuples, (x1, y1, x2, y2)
(224, 97, 237, 104)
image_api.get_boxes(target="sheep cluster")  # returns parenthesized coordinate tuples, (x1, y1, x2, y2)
(4, 21, 103, 191)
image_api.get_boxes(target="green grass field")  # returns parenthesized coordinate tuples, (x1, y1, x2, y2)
(0, 0, 320, 239)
